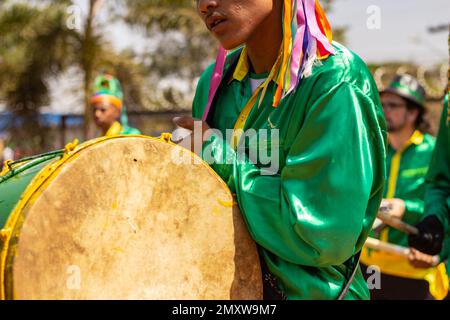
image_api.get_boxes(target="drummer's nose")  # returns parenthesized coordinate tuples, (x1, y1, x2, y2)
(197, 0, 219, 15)
(94, 109, 103, 119)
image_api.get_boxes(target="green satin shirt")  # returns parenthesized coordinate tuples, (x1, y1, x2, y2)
(426, 95, 450, 232)
(192, 43, 387, 300)
(377, 132, 436, 248)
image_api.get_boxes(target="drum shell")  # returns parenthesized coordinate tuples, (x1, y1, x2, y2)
(0, 155, 62, 229)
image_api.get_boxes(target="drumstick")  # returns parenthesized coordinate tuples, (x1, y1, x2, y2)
(376, 210, 419, 235)
(365, 237, 440, 267)
(372, 218, 384, 230)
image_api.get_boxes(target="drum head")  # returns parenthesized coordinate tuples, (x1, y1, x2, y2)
(6, 137, 262, 299)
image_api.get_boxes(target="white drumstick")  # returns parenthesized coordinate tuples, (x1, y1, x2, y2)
(372, 218, 384, 230)
(365, 237, 440, 267)
(171, 127, 192, 143)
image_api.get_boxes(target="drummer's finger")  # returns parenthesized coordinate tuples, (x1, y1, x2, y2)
(407, 248, 415, 261)
(173, 116, 195, 130)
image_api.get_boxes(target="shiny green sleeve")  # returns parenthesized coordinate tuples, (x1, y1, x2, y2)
(202, 82, 384, 267)
(425, 97, 450, 231)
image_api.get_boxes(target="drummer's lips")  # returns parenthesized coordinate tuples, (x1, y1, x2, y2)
(205, 13, 228, 34)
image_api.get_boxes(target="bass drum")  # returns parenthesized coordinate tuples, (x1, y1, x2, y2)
(0, 135, 262, 300)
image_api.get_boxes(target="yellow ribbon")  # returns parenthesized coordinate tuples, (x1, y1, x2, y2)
(231, 56, 282, 150)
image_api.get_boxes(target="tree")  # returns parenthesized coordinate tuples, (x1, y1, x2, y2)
(0, 1, 76, 151)
(81, 0, 104, 139)
(0, 0, 149, 146)
(122, 0, 217, 111)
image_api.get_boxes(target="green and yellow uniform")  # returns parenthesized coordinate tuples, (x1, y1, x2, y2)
(91, 74, 141, 137)
(104, 121, 141, 137)
(426, 95, 450, 294)
(366, 131, 435, 247)
(360, 129, 449, 299)
(192, 43, 387, 300)
(426, 95, 450, 232)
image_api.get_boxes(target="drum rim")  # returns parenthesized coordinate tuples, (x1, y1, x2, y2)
(1, 134, 229, 300)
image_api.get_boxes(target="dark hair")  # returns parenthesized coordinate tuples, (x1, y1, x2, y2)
(405, 98, 428, 132)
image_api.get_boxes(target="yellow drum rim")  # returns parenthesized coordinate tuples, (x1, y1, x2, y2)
(1, 134, 229, 300)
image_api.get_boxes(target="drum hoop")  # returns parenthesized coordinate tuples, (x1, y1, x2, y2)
(0, 134, 231, 299)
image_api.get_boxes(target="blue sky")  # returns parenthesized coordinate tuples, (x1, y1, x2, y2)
(326, 0, 449, 66)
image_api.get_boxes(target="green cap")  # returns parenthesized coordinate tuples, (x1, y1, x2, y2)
(383, 74, 426, 108)
(92, 74, 130, 127)
(93, 74, 123, 100)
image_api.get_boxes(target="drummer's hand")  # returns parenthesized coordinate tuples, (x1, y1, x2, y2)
(380, 198, 405, 219)
(408, 248, 438, 269)
(172, 116, 212, 153)
(408, 215, 445, 256)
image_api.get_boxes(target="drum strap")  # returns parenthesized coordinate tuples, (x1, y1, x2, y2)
(260, 251, 362, 300)
(337, 251, 362, 300)
(259, 255, 287, 301)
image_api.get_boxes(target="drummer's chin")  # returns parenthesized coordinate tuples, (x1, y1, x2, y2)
(94, 119, 109, 131)
(213, 31, 245, 51)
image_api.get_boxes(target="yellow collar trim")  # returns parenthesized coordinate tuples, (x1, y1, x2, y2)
(385, 131, 423, 199)
(105, 121, 122, 137)
(409, 130, 424, 145)
(232, 47, 250, 82)
(230, 47, 282, 87)
(387, 130, 424, 151)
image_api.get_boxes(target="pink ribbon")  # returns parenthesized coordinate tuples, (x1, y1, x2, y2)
(289, 2, 307, 93)
(202, 47, 227, 122)
(304, 0, 334, 55)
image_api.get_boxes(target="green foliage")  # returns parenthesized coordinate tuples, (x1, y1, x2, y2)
(0, 2, 78, 150)
(0, 3, 76, 111)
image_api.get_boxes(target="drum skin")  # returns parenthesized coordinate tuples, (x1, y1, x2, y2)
(0, 136, 263, 300)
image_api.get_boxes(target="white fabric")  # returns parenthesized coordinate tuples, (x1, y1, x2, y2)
(3, 147, 14, 161)
(249, 78, 266, 94)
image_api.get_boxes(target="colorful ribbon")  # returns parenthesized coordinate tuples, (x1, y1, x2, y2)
(202, 0, 334, 122)
(202, 47, 227, 122)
